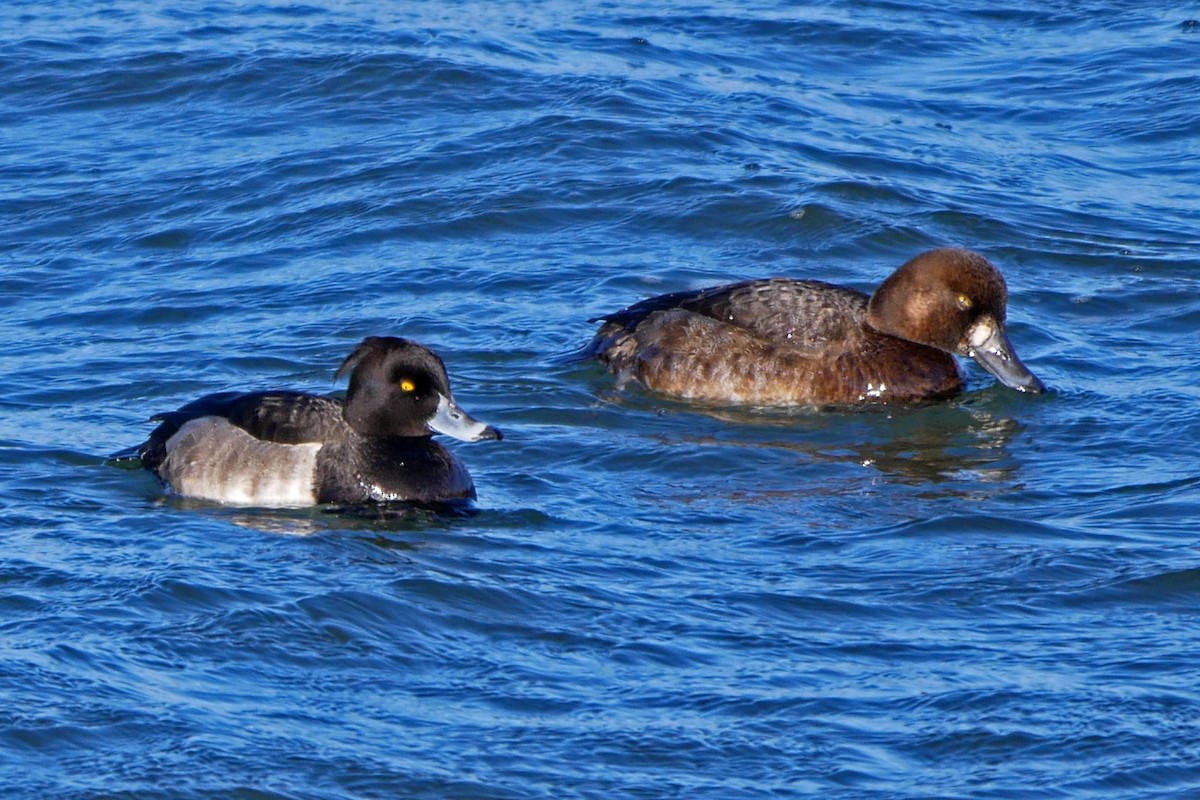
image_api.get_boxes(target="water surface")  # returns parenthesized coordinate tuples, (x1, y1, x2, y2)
(3, 2, 1200, 798)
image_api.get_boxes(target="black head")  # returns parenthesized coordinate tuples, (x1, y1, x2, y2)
(866, 248, 1045, 393)
(335, 337, 503, 440)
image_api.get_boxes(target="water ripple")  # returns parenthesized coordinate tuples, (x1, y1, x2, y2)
(3, 1, 1200, 797)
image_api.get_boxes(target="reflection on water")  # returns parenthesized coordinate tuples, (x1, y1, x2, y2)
(833, 406, 1023, 489)
(153, 496, 469, 540)
(598, 384, 1027, 496)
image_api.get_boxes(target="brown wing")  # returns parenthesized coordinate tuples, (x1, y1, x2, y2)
(592, 278, 870, 357)
(675, 279, 869, 353)
(617, 309, 831, 405)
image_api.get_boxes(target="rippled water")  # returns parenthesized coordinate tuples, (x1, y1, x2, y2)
(3, 2, 1200, 797)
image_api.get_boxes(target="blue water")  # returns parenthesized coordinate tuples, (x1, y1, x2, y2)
(3, 2, 1200, 797)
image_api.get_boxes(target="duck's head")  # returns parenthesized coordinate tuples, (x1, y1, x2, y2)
(336, 336, 503, 440)
(866, 248, 1045, 394)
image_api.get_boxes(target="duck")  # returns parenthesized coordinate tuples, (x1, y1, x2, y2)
(136, 336, 502, 507)
(585, 247, 1045, 406)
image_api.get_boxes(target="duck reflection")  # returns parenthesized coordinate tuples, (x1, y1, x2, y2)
(152, 494, 465, 540)
(810, 406, 1022, 488)
(599, 388, 1026, 492)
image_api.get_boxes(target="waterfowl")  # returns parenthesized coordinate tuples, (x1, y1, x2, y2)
(586, 248, 1045, 406)
(136, 336, 501, 507)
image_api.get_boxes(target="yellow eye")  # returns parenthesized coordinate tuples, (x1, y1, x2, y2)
(400, 379, 416, 392)
(957, 294, 973, 310)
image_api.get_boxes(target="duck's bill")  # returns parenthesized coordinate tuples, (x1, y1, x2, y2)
(968, 319, 1046, 394)
(430, 393, 503, 441)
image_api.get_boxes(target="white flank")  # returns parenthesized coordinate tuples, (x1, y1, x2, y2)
(162, 417, 321, 507)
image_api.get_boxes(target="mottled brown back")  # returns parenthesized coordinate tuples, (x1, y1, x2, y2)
(588, 278, 963, 406)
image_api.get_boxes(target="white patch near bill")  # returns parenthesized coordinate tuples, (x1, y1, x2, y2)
(968, 318, 996, 350)
(162, 416, 321, 507)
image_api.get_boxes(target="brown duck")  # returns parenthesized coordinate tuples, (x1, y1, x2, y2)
(586, 248, 1045, 406)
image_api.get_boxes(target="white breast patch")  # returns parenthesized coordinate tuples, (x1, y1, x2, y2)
(161, 416, 322, 507)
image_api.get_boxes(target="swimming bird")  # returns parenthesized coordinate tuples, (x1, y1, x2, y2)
(585, 248, 1045, 406)
(136, 336, 501, 507)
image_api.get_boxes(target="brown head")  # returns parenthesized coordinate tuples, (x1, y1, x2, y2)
(865, 248, 1045, 393)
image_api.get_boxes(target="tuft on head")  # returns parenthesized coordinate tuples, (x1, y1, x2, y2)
(337, 336, 451, 389)
(336, 336, 412, 382)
